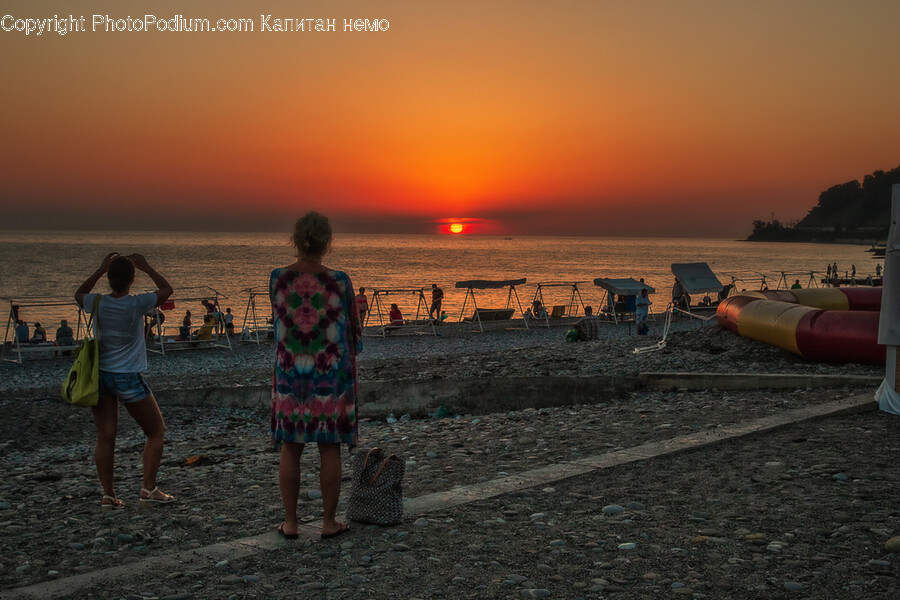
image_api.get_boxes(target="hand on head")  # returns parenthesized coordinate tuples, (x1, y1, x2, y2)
(128, 253, 150, 270)
(100, 252, 119, 271)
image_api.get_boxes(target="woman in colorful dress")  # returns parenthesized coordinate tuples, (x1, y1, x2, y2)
(270, 211, 362, 539)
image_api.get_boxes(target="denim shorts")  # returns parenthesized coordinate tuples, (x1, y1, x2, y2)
(98, 371, 152, 403)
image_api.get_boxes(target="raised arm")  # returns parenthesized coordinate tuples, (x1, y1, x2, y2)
(75, 252, 118, 308)
(129, 254, 173, 306)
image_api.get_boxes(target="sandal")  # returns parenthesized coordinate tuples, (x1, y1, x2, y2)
(101, 494, 125, 511)
(277, 522, 299, 540)
(139, 487, 176, 504)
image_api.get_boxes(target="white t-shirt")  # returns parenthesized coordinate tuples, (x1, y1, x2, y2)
(84, 292, 158, 373)
(224, 313, 234, 325)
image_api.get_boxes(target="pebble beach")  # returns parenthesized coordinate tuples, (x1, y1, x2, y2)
(1, 317, 898, 599)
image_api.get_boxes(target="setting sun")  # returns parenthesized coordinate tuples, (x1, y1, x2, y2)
(449, 223, 464, 234)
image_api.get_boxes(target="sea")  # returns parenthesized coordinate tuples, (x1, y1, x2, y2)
(0, 230, 880, 337)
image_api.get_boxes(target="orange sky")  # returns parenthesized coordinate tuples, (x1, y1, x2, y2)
(2, 0, 899, 236)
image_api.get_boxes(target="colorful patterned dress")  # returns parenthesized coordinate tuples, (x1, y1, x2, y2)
(270, 268, 362, 447)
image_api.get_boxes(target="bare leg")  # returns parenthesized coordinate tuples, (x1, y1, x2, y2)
(279, 441, 304, 536)
(124, 394, 168, 495)
(319, 443, 346, 536)
(92, 396, 119, 498)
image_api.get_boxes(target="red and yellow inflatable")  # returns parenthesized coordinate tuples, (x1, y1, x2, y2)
(716, 287, 884, 364)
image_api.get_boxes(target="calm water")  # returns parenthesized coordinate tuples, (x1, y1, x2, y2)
(0, 230, 879, 335)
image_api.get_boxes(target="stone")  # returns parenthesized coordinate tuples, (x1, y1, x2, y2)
(307, 489, 322, 500)
(885, 536, 900, 553)
(602, 505, 625, 515)
(413, 518, 429, 527)
(300, 582, 325, 590)
(617, 543, 636, 550)
(783, 582, 803, 592)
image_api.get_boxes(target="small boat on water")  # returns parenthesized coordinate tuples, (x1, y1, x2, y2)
(866, 244, 886, 258)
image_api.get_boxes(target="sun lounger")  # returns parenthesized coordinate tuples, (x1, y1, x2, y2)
(465, 308, 515, 322)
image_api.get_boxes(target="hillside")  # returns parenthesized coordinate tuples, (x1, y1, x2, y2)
(747, 165, 900, 242)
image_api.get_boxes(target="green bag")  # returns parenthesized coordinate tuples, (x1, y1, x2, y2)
(62, 295, 101, 407)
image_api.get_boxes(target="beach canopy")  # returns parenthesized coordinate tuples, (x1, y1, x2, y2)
(593, 278, 656, 295)
(671, 262, 724, 294)
(455, 278, 527, 289)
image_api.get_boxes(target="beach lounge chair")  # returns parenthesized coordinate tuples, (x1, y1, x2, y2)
(670, 263, 724, 318)
(593, 278, 656, 326)
(466, 308, 515, 322)
(455, 278, 528, 332)
(366, 288, 437, 338)
(528, 282, 588, 327)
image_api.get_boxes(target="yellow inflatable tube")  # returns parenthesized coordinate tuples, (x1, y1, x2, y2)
(735, 301, 817, 355)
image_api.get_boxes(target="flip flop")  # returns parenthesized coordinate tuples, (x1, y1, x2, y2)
(278, 522, 299, 540)
(321, 522, 350, 539)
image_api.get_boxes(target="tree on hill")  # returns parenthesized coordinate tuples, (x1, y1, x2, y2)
(799, 166, 900, 232)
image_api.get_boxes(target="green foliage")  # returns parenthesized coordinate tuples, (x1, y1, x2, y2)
(747, 165, 899, 241)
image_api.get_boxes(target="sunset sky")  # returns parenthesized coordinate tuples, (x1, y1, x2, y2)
(2, 0, 899, 237)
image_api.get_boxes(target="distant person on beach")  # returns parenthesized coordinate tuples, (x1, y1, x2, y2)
(15, 320, 29, 343)
(179, 310, 191, 341)
(574, 306, 601, 341)
(672, 279, 690, 310)
(429, 284, 444, 320)
(75, 252, 176, 509)
(270, 211, 361, 540)
(636, 289, 651, 335)
(224, 307, 235, 336)
(356, 288, 369, 324)
(826, 264, 832, 281)
(56, 319, 74, 347)
(791, 279, 802, 289)
(832, 262, 838, 282)
(851, 265, 856, 280)
(31, 322, 47, 343)
(876, 264, 882, 278)
(389, 303, 404, 325)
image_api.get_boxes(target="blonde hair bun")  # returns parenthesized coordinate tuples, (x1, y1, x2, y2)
(292, 211, 332, 257)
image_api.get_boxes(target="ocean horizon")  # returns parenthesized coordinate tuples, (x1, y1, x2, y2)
(0, 231, 880, 336)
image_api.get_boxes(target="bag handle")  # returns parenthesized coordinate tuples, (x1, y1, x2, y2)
(361, 447, 380, 471)
(368, 454, 398, 486)
(86, 294, 101, 336)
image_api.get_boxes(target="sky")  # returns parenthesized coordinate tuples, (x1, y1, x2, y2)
(1, 0, 899, 237)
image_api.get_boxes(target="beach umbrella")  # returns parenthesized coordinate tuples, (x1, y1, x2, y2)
(876, 183, 900, 414)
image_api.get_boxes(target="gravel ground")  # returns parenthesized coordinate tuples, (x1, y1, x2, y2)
(0, 318, 881, 399)
(0, 321, 895, 598)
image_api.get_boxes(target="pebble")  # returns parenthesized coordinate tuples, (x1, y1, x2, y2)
(885, 536, 900, 553)
(832, 472, 849, 481)
(602, 505, 625, 515)
(617, 543, 636, 550)
(300, 582, 326, 590)
(783, 582, 804, 592)
(413, 517, 429, 527)
(307, 489, 323, 500)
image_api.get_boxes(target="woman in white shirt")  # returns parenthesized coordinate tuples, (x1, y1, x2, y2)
(76, 252, 176, 510)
